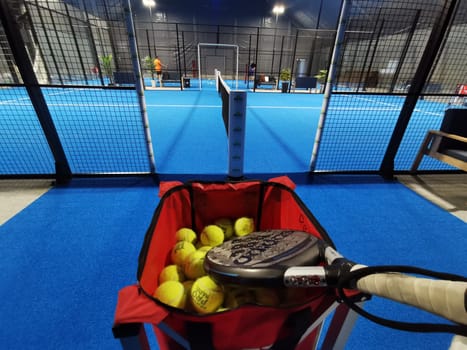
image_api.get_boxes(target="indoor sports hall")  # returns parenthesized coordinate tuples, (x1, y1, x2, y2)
(0, 0, 466, 349)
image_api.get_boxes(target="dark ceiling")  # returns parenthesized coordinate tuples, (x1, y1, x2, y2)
(134, 0, 342, 28)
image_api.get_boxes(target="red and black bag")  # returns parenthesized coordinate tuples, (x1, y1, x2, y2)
(113, 177, 339, 349)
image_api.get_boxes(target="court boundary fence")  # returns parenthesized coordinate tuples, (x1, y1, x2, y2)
(0, 0, 466, 181)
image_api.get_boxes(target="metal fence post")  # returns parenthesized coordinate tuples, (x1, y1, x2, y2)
(124, 0, 156, 174)
(309, 0, 352, 172)
(380, 0, 460, 178)
(0, 0, 72, 183)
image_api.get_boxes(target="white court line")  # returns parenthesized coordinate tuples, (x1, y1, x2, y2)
(0, 89, 80, 105)
(147, 104, 321, 109)
(351, 95, 444, 116)
(248, 106, 320, 109)
(329, 107, 400, 111)
(0, 102, 400, 111)
(0, 97, 31, 105)
(123, 104, 399, 111)
(0, 98, 444, 116)
(147, 104, 220, 108)
(44, 103, 140, 107)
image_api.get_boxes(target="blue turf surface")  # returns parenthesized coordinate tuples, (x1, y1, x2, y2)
(0, 178, 159, 350)
(145, 90, 325, 174)
(0, 176, 465, 349)
(0, 84, 459, 175)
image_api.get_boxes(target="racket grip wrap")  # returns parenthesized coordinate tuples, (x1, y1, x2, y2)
(355, 271, 467, 326)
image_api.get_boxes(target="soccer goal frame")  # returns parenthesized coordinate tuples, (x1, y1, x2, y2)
(197, 43, 239, 90)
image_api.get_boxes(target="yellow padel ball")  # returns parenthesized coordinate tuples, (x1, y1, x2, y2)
(171, 241, 196, 266)
(154, 281, 186, 309)
(200, 225, 224, 247)
(175, 228, 197, 244)
(197, 246, 212, 253)
(159, 264, 185, 283)
(190, 276, 224, 314)
(214, 218, 234, 239)
(234, 217, 255, 237)
(184, 250, 207, 280)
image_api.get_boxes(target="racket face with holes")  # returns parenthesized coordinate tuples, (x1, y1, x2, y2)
(204, 230, 322, 287)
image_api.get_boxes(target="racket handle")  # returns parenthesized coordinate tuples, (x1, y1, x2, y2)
(449, 335, 467, 349)
(353, 265, 467, 326)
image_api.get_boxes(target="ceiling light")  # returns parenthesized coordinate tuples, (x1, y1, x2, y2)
(272, 4, 285, 15)
(142, 0, 156, 8)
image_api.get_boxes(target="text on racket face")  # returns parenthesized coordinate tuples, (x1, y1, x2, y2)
(228, 230, 308, 265)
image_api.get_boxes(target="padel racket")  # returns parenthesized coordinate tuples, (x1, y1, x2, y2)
(204, 230, 323, 287)
(205, 230, 467, 333)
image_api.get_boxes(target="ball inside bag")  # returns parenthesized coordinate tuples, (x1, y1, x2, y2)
(171, 241, 196, 266)
(184, 250, 207, 280)
(190, 276, 224, 313)
(154, 281, 187, 309)
(234, 217, 254, 237)
(159, 264, 185, 283)
(214, 218, 234, 239)
(175, 228, 197, 244)
(200, 225, 225, 247)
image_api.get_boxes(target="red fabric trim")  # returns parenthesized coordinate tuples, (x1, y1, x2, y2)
(114, 285, 169, 325)
(158, 181, 184, 198)
(268, 175, 296, 190)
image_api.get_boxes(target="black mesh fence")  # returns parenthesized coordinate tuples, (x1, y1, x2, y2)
(314, 0, 466, 172)
(133, 22, 336, 89)
(0, 0, 152, 176)
(397, 8, 467, 172)
(314, 93, 405, 171)
(395, 95, 457, 171)
(0, 85, 55, 175)
(43, 87, 151, 174)
(22, 0, 135, 86)
(1, 0, 465, 177)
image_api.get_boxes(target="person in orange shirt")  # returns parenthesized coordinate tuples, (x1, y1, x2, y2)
(153, 56, 167, 87)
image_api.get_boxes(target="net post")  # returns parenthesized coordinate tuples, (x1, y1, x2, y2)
(215, 69, 220, 91)
(197, 43, 202, 90)
(228, 90, 247, 179)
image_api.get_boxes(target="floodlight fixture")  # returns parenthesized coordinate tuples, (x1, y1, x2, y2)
(142, 0, 156, 8)
(272, 4, 285, 23)
(142, 0, 156, 17)
(272, 4, 285, 15)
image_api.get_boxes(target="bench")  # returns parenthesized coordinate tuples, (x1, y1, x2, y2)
(411, 108, 467, 172)
(254, 75, 276, 89)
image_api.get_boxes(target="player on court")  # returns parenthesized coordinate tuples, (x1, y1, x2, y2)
(154, 56, 167, 87)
